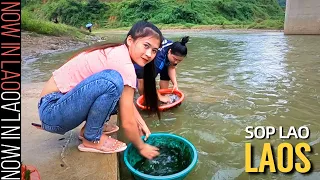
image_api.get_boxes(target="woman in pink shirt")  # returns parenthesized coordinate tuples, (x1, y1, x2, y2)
(37, 21, 162, 159)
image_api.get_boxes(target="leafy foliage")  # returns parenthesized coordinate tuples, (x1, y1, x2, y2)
(23, 0, 285, 29)
(22, 10, 89, 37)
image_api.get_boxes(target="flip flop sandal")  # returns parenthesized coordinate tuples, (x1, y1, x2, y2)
(78, 124, 119, 140)
(78, 135, 127, 154)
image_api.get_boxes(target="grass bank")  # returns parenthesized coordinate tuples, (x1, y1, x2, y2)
(22, 10, 90, 39)
(23, 0, 285, 31)
(93, 21, 284, 35)
(155, 20, 284, 30)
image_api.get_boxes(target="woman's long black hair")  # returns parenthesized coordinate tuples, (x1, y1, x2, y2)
(143, 60, 160, 119)
(126, 21, 163, 119)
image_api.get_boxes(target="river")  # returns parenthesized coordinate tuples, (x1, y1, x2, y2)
(22, 31, 320, 180)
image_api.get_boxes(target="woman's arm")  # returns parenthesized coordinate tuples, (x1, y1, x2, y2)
(168, 66, 178, 90)
(133, 105, 151, 140)
(120, 85, 159, 159)
(133, 104, 146, 127)
(120, 86, 144, 150)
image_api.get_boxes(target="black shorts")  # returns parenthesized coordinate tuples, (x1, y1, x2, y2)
(135, 67, 144, 79)
(159, 66, 170, 81)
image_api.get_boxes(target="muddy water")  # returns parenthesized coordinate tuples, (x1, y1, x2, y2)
(22, 31, 320, 180)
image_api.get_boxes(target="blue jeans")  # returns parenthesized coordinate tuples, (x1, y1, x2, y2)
(38, 70, 124, 142)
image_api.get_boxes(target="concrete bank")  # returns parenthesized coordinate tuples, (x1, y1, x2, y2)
(21, 82, 119, 180)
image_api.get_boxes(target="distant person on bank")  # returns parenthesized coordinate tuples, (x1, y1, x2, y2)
(86, 23, 93, 33)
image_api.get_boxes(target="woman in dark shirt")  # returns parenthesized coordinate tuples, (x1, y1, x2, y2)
(135, 36, 189, 103)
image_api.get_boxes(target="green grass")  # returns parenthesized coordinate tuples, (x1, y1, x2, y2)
(23, 0, 285, 31)
(248, 19, 284, 29)
(22, 10, 90, 38)
(95, 21, 283, 33)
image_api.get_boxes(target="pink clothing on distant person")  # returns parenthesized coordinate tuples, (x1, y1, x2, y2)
(53, 44, 136, 93)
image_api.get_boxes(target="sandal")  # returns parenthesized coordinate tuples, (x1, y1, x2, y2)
(78, 123, 119, 140)
(78, 134, 127, 153)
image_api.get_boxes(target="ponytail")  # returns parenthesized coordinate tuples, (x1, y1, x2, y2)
(180, 36, 189, 46)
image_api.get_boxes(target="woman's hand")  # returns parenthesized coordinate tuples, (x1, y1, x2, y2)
(159, 94, 171, 103)
(139, 143, 159, 159)
(172, 83, 178, 91)
(138, 123, 151, 141)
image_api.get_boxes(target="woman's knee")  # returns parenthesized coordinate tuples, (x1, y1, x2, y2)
(99, 70, 124, 95)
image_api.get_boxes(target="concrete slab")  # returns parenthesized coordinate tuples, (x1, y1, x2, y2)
(284, 0, 320, 34)
(21, 82, 119, 180)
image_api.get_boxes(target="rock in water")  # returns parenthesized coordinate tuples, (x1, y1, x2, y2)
(133, 146, 188, 176)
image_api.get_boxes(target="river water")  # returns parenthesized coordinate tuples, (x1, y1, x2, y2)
(22, 31, 320, 180)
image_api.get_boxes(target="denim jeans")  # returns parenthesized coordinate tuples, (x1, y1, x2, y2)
(38, 70, 124, 142)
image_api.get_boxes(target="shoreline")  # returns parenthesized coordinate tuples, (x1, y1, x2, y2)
(94, 27, 284, 34)
(22, 28, 284, 61)
(22, 31, 104, 61)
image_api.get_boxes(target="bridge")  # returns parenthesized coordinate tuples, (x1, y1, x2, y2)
(284, 0, 320, 34)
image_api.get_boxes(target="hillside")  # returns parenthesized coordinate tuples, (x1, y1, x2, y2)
(22, 0, 285, 31)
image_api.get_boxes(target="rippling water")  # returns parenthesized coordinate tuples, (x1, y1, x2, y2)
(22, 31, 320, 180)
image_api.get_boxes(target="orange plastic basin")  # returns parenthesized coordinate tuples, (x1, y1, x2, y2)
(136, 89, 185, 111)
(21, 164, 41, 180)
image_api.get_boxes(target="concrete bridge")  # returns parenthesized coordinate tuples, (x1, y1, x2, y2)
(284, 0, 320, 34)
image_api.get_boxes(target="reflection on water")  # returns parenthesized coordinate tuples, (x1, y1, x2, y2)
(22, 32, 320, 180)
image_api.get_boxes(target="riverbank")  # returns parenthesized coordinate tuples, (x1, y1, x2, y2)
(94, 28, 283, 35)
(22, 28, 283, 61)
(21, 31, 106, 61)
(94, 23, 284, 33)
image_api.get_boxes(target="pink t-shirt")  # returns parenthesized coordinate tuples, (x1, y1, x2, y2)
(53, 44, 136, 93)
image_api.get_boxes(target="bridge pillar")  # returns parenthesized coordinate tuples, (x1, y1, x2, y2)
(284, 0, 320, 34)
